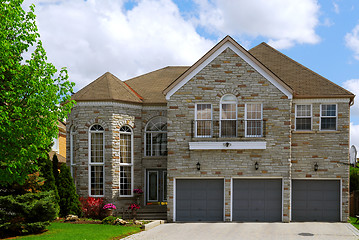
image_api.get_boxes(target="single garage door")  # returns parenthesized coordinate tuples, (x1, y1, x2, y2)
(233, 179, 282, 222)
(292, 180, 340, 222)
(176, 179, 224, 221)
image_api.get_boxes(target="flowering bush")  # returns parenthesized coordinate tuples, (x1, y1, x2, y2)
(103, 203, 116, 210)
(79, 197, 104, 219)
(133, 188, 143, 194)
(129, 203, 140, 210)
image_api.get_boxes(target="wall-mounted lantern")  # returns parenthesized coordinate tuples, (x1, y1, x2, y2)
(196, 162, 201, 171)
(255, 161, 259, 171)
(314, 162, 318, 172)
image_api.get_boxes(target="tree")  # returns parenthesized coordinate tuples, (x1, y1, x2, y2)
(39, 154, 60, 208)
(0, 0, 75, 186)
(57, 164, 81, 217)
(52, 154, 59, 186)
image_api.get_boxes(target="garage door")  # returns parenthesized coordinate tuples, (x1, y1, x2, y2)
(176, 179, 224, 221)
(233, 179, 282, 222)
(292, 180, 340, 222)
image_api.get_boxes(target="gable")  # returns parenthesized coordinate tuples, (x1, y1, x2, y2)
(164, 36, 293, 100)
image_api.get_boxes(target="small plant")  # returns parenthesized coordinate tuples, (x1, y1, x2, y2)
(133, 188, 143, 194)
(102, 216, 117, 225)
(103, 203, 116, 210)
(79, 197, 104, 219)
(129, 203, 140, 210)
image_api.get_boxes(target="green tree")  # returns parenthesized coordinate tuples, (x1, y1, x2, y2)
(52, 154, 59, 186)
(0, 0, 75, 186)
(57, 164, 81, 217)
(39, 154, 60, 208)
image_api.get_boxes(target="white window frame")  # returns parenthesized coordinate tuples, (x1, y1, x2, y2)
(195, 103, 212, 138)
(245, 103, 263, 137)
(144, 116, 167, 157)
(220, 95, 237, 137)
(163, 171, 167, 202)
(88, 124, 105, 197)
(295, 104, 312, 131)
(119, 126, 134, 197)
(320, 104, 338, 131)
(70, 125, 75, 178)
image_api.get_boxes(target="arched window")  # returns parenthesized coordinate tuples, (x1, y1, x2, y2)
(145, 117, 167, 156)
(220, 94, 237, 137)
(120, 126, 133, 197)
(70, 125, 75, 178)
(89, 124, 104, 197)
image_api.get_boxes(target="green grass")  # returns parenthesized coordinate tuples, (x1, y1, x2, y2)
(349, 216, 359, 230)
(14, 222, 142, 240)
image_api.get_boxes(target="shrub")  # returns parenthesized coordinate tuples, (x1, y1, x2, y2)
(350, 166, 359, 192)
(57, 164, 81, 217)
(79, 197, 104, 219)
(102, 216, 118, 225)
(39, 154, 60, 208)
(0, 191, 59, 238)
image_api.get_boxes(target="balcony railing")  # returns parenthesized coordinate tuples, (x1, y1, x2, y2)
(192, 120, 266, 138)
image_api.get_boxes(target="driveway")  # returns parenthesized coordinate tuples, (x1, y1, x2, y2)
(124, 222, 359, 240)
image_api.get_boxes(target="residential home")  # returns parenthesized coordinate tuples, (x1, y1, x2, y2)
(67, 36, 354, 222)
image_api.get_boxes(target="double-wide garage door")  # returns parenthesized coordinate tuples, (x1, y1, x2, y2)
(292, 180, 340, 222)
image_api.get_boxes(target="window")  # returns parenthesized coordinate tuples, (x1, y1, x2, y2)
(70, 126, 75, 178)
(120, 126, 133, 197)
(145, 117, 167, 156)
(245, 103, 263, 137)
(89, 124, 104, 197)
(321, 104, 337, 130)
(220, 95, 237, 137)
(195, 104, 212, 137)
(295, 105, 312, 131)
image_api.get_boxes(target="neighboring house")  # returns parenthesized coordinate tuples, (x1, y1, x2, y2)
(50, 120, 66, 163)
(66, 36, 354, 222)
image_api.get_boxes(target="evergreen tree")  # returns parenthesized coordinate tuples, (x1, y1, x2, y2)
(39, 154, 60, 208)
(57, 164, 81, 217)
(52, 154, 59, 185)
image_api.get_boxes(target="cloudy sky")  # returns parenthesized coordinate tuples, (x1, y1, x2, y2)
(23, 0, 359, 149)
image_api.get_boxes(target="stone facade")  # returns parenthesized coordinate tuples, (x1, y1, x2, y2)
(67, 42, 352, 222)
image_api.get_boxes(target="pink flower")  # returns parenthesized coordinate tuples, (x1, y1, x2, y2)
(103, 203, 116, 210)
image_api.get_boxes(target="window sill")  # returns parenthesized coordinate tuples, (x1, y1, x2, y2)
(191, 137, 265, 141)
(292, 130, 340, 134)
(143, 156, 167, 159)
(189, 141, 266, 150)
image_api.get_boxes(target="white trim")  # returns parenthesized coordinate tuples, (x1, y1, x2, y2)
(294, 104, 312, 131)
(320, 104, 338, 131)
(195, 103, 213, 138)
(230, 178, 233, 222)
(147, 170, 159, 202)
(119, 126, 134, 197)
(77, 101, 142, 109)
(189, 141, 266, 150)
(70, 126, 75, 178)
(166, 42, 293, 100)
(142, 105, 167, 110)
(293, 98, 350, 104)
(173, 178, 176, 222)
(88, 124, 105, 197)
(245, 103, 263, 137)
(163, 171, 167, 202)
(223, 179, 226, 222)
(143, 169, 147, 205)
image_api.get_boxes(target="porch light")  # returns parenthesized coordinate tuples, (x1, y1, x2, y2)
(314, 163, 318, 172)
(255, 162, 259, 170)
(196, 162, 201, 171)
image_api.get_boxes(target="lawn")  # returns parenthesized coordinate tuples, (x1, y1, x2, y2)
(14, 222, 142, 240)
(350, 216, 359, 230)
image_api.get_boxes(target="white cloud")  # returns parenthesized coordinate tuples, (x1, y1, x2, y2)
(23, 0, 214, 90)
(194, 0, 321, 49)
(343, 79, 359, 117)
(333, 2, 340, 14)
(345, 24, 359, 60)
(351, 122, 359, 150)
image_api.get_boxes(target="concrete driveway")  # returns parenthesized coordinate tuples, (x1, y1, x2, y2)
(124, 222, 359, 240)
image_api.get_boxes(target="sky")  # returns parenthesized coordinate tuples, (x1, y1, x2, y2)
(22, 0, 359, 151)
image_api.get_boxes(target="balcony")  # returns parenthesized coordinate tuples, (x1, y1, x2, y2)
(189, 120, 266, 150)
(191, 120, 266, 138)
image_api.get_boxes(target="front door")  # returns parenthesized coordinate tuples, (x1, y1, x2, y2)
(146, 169, 167, 203)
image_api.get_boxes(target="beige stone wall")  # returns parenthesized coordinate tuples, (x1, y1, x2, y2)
(291, 100, 350, 221)
(167, 47, 292, 222)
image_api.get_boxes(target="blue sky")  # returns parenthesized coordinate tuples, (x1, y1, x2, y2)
(23, 0, 359, 149)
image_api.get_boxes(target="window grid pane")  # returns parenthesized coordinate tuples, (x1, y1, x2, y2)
(91, 132, 103, 163)
(221, 120, 237, 137)
(296, 118, 311, 130)
(321, 105, 336, 130)
(246, 104, 262, 137)
(296, 105, 311, 130)
(90, 166, 103, 196)
(120, 134, 131, 163)
(196, 104, 212, 137)
(145, 117, 167, 156)
(120, 166, 132, 196)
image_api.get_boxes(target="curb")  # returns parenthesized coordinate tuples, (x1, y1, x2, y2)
(346, 223, 359, 237)
(141, 220, 165, 231)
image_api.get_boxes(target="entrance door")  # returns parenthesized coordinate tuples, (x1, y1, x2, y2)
(146, 169, 167, 203)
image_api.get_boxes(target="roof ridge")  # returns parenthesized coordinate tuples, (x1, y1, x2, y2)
(125, 66, 189, 82)
(124, 82, 143, 100)
(256, 43, 354, 96)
